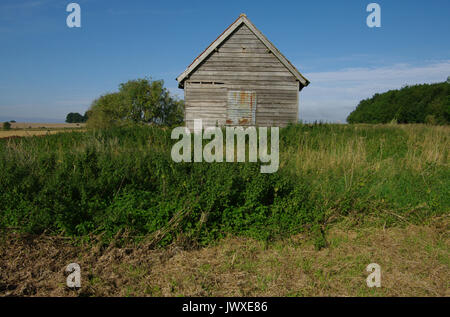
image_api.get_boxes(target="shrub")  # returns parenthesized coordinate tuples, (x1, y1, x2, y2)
(86, 78, 184, 129)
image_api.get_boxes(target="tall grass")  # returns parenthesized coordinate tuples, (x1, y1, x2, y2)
(0, 124, 448, 247)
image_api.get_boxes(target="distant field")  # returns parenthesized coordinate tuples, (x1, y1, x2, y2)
(9, 122, 86, 129)
(0, 122, 85, 138)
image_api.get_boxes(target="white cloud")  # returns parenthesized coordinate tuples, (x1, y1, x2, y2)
(299, 61, 450, 123)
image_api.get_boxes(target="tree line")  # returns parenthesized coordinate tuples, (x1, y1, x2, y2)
(347, 80, 449, 124)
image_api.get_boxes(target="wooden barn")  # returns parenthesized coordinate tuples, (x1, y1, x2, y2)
(176, 14, 310, 130)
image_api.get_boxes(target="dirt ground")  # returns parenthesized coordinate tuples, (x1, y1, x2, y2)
(0, 218, 448, 297)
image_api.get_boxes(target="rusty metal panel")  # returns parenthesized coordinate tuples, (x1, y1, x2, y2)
(226, 91, 256, 125)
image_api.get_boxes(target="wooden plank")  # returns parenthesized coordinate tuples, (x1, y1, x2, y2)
(187, 90, 296, 96)
(187, 98, 297, 105)
(211, 52, 277, 58)
(206, 55, 282, 62)
(223, 82, 299, 89)
(192, 70, 293, 77)
(186, 114, 227, 118)
(254, 91, 298, 98)
(199, 66, 289, 73)
(257, 100, 298, 105)
(186, 108, 227, 112)
(186, 113, 226, 118)
(217, 48, 271, 53)
(187, 84, 298, 91)
(257, 109, 298, 115)
(257, 108, 298, 113)
(223, 37, 264, 44)
(201, 60, 285, 67)
(185, 87, 227, 93)
(189, 74, 297, 82)
(220, 43, 267, 49)
(185, 101, 227, 107)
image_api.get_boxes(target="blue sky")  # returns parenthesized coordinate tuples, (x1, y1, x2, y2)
(1, 0, 449, 123)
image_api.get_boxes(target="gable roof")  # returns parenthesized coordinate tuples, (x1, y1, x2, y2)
(176, 14, 310, 90)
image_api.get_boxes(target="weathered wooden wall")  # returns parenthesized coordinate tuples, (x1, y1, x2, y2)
(184, 24, 299, 130)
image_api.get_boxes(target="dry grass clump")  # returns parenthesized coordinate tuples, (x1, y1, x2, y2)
(401, 124, 449, 171)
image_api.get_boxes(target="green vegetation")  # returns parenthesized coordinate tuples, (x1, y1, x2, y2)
(0, 124, 448, 248)
(347, 81, 450, 124)
(66, 112, 88, 123)
(2, 122, 11, 130)
(86, 78, 184, 129)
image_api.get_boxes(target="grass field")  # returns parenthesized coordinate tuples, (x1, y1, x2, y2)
(0, 123, 448, 296)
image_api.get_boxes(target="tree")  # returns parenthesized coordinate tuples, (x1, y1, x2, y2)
(66, 112, 87, 123)
(85, 92, 126, 128)
(3, 122, 11, 130)
(87, 77, 184, 128)
(347, 81, 449, 124)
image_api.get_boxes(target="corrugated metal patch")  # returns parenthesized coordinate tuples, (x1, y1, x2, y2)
(226, 91, 256, 125)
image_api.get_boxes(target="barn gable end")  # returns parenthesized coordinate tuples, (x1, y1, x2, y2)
(177, 14, 309, 129)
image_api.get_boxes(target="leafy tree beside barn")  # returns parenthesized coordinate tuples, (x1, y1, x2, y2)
(87, 78, 184, 128)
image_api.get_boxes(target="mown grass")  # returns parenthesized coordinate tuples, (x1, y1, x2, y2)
(0, 124, 448, 248)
